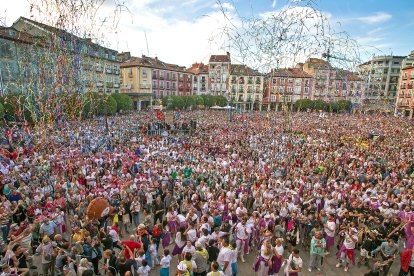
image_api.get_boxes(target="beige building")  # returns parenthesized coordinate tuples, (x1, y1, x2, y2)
(229, 64, 263, 110)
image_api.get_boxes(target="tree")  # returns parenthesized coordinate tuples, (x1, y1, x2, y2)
(0, 102, 4, 119)
(111, 93, 132, 112)
(337, 100, 352, 112)
(83, 92, 117, 117)
(214, 96, 227, 107)
(294, 99, 312, 111)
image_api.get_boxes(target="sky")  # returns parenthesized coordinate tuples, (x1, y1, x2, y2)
(1, 0, 413, 70)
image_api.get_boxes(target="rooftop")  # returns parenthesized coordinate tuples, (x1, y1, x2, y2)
(120, 55, 186, 72)
(268, 68, 313, 78)
(187, 62, 209, 75)
(209, 52, 231, 63)
(230, 64, 262, 76)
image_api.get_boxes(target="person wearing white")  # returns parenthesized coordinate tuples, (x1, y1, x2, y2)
(284, 249, 303, 276)
(217, 239, 232, 276)
(336, 228, 358, 272)
(235, 218, 252, 263)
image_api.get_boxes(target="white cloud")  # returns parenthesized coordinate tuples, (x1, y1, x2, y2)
(212, 2, 235, 11)
(2, 0, 232, 67)
(356, 12, 392, 24)
(272, 0, 277, 8)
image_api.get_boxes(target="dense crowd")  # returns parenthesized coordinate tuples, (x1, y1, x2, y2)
(0, 110, 413, 276)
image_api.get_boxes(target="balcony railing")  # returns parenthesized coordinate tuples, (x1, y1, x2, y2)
(408, 85, 413, 89)
(114, 83, 120, 88)
(140, 85, 149, 89)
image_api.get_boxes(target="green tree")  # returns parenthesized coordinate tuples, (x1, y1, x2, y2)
(337, 100, 352, 112)
(214, 95, 227, 106)
(83, 92, 117, 116)
(111, 93, 132, 112)
(201, 95, 214, 107)
(294, 99, 312, 111)
(0, 102, 4, 119)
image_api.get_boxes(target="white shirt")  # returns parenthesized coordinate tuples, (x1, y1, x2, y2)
(324, 221, 336, 237)
(160, 255, 171, 268)
(137, 265, 151, 276)
(182, 245, 196, 256)
(175, 232, 186, 248)
(187, 229, 197, 242)
(217, 247, 232, 276)
(343, 233, 358, 249)
(235, 223, 251, 240)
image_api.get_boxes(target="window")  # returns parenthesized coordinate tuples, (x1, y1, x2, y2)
(271, 95, 276, 102)
(142, 68, 147, 76)
(393, 61, 400, 65)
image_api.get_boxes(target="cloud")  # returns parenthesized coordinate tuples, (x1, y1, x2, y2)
(355, 12, 392, 24)
(2, 0, 232, 67)
(272, 0, 277, 8)
(212, 2, 235, 11)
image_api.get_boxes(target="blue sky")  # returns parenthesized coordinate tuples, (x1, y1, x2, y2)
(3, 0, 414, 67)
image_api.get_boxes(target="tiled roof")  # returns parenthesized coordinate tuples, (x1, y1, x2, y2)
(268, 68, 312, 78)
(209, 54, 231, 63)
(13, 17, 117, 54)
(335, 69, 362, 81)
(187, 62, 209, 75)
(230, 64, 262, 76)
(0, 27, 36, 44)
(120, 55, 187, 72)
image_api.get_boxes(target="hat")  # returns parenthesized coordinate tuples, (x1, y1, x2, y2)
(177, 263, 187, 271)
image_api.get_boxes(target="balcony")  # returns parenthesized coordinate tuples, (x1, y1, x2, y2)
(140, 85, 149, 89)
(409, 85, 413, 89)
(96, 65, 103, 72)
(105, 68, 112, 74)
(159, 76, 164, 80)
(114, 83, 120, 88)
(96, 81, 104, 87)
(153, 84, 158, 89)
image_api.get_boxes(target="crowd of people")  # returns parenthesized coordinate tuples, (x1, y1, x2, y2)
(0, 109, 413, 276)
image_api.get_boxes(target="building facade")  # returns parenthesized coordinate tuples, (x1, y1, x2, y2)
(358, 55, 405, 109)
(208, 53, 231, 96)
(263, 68, 313, 110)
(187, 62, 208, 95)
(120, 55, 194, 109)
(229, 64, 263, 110)
(396, 68, 414, 117)
(11, 17, 121, 95)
